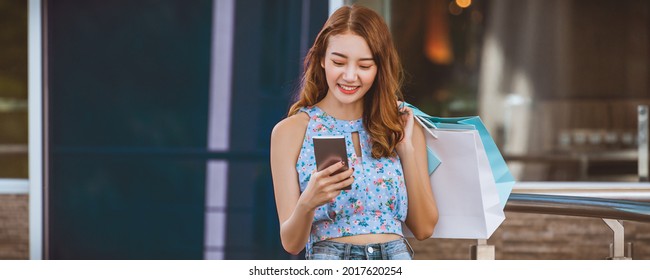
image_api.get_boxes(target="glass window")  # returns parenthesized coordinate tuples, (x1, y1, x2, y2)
(355, 0, 650, 182)
(0, 1, 28, 179)
(0, 0, 29, 260)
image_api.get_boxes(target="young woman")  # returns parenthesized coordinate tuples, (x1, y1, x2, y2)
(270, 5, 438, 260)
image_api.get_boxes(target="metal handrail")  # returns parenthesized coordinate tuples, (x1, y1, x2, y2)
(497, 192, 650, 259)
(505, 193, 650, 222)
(513, 182, 650, 201)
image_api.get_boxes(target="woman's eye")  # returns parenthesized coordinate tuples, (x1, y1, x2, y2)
(332, 61, 344, 66)
(359, 65, 372, 69)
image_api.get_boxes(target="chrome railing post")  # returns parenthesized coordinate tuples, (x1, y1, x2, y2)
(470, 239, 495, 260)
(505, 193, 650, 259)
(639, 105, 648, 182)
(602, 219, 632, 260)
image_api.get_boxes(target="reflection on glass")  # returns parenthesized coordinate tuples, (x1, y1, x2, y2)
(383, 0, 649, 182)
(0, 1, 28, 179)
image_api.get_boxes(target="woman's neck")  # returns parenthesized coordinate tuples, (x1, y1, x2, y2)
(317, 94, 364, 120)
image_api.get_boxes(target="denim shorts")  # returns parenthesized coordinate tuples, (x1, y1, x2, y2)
(306, 237, 414, 260)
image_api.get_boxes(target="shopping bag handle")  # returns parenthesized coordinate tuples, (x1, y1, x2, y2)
(414, 115, 438, 139)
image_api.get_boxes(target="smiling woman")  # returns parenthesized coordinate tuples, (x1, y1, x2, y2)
(270, 5, 439, 260)
(321, 33, 377, 103)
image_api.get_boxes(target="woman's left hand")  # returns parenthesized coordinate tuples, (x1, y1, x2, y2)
(397, 102, 414, 153)
(395, 102, 439, 240)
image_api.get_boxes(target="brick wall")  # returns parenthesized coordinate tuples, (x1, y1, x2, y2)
(0, 195, 28, 259)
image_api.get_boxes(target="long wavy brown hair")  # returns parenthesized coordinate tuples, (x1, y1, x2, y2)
(288, 5, 404, 159)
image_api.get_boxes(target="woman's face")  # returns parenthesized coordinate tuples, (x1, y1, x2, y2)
(321, 32, 377, 105)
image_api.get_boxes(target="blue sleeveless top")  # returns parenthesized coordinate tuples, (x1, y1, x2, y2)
(296, 106, 408, 252)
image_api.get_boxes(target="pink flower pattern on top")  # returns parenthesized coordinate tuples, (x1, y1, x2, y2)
(295, 106, 409, 252)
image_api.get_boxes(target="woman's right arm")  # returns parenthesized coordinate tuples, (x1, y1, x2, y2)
(270, 114, 354, 255)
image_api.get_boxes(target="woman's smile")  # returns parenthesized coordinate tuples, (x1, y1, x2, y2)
(338, 84, 361, 95)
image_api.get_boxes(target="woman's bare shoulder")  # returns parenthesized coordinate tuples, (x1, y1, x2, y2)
(271, 112, 310, 145)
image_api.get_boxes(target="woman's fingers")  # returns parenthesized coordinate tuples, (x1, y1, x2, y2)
(400, 105, 412, 116)
(401, 107, 414, 127)
(311, 161, 357, 205)
(325, 169, 354, 192)
(333, 176, 355, 191)
(329, 166, 354, 182)
(319, 161, 347, 177)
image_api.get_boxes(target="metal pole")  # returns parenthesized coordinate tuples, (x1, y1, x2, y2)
(28, 0, 44, 260)
(470, 239, 495, 260)
(603, 219, 631, 260)
(639, 105, 648, 182)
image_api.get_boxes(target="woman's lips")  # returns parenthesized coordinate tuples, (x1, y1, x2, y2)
(338, 84, 360, 95)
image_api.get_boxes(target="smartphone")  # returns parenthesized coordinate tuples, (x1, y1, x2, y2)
(312, 135, 352, 190)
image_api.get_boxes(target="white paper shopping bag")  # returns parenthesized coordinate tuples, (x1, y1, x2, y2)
(404, 127, 506, 239)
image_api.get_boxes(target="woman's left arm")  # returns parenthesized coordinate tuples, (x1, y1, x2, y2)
(396, 105, 439, 240)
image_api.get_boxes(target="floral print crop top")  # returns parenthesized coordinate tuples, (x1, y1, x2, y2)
(296, 106, 408, 253)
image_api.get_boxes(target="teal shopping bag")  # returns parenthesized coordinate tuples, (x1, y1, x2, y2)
(405, 103, 515, 209)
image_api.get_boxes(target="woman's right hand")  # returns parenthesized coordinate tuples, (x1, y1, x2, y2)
(299, 161, 355, 211)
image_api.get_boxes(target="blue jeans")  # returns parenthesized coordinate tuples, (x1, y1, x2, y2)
(306, 238, 414, 260)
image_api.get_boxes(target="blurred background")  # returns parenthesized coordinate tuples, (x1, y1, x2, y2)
(1, 0, 649, 259)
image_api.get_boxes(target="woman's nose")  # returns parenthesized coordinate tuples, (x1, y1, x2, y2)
(343, 66, 357, 82)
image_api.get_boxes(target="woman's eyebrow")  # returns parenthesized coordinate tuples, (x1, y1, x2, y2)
(331, 52, 374, 61)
